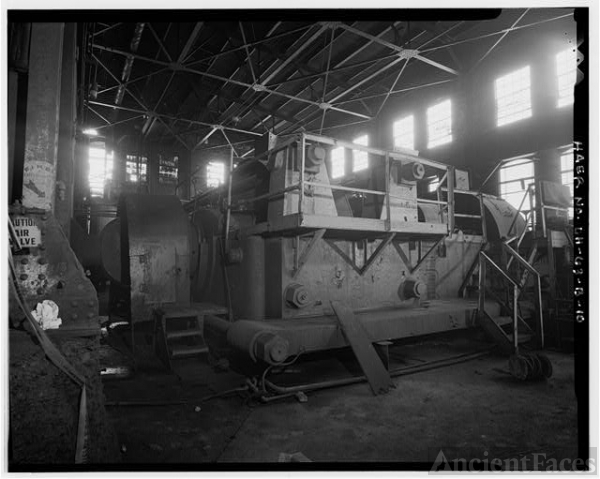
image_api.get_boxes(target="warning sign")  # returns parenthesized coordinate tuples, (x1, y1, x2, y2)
(10, 216, 43, 247)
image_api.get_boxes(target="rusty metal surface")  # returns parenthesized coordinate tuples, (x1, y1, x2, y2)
(205, 298, 491, 360)
(121, 194, 192, 323)
(22, 23, 64, 211)
(9, 210, 99, 331)
(100, 218, 121, 283)
(457, 191, 526, 239)
(331, 300, 393, 395)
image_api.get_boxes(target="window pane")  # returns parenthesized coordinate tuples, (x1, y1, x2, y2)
(88, 143, 111, 197)
(159, 155, 179, 184)
(495, 66, 532, 126)
(352, 135, 369, 172)
(498, 159, 535, 210)
(393, 115, 414, 150)
(556, 48, 576, 107)
(330, 147, 345, 179)
(126, 154, 148, 183)
(207, 161, 225, 187)
(427, 100, 452, 148)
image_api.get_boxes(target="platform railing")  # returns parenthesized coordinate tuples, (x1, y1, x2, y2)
(233, 132, 455, 233)
(479, 249, 543, 352)
(479, 252, 522, 354)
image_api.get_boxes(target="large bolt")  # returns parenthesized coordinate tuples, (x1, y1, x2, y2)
(254, 332, 290, 364)
(38, 274, 46, 280)
(38, 258, 47, 265)
(19, 274, 28, 281)
(398, 277, 427, 301)
(20, 258, 28, 265)
(284, 283, 311, 308)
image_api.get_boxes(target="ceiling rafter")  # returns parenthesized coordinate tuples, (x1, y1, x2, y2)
(244, 22, 423, 134)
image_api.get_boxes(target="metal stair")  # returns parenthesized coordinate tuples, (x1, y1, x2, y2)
(153, 303, 228, 370)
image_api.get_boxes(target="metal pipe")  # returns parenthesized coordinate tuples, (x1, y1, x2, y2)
(263, 349, 492, 397)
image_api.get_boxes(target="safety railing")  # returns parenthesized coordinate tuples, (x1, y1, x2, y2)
(233, 132, 455, 233)
(479, 249, 543, 353)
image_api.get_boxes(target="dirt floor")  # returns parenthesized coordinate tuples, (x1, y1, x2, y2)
(9, 329, 121, 468)
(97, 329, 579, 468)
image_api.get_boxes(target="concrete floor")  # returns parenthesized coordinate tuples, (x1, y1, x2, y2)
(102, 331, 578, 467)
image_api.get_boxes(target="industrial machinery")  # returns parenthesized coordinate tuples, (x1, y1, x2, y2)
(100, 133, 560, 393)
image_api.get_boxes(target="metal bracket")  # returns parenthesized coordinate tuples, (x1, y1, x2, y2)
(392, 236, 446, 275)
(359, 233, 396, 276)
(325, 234, 396, 277)
(293, 228, 326, 278)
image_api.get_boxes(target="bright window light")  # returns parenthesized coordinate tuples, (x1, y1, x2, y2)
(159, 155, 179, 184)
(330, 147, 345, 179)
(495, 66, 532, 127)
(83, 128, 99, 137)
(393, 115, 414, 151)
(428, 177, 440, 193)
(126, 154, 148, 183)
(556, 48, 577, 107)
(560, 148, 574, 217)
(88, 143, 113, 197)
(427, 100, 452, 148)
(499, 159, 535, 210)
(352, 135, 369, 172)
(207, 161, 225, 188)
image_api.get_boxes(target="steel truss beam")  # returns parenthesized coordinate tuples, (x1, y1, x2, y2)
(257, 25, 429, 136)
(232, 20, 390, 129)
(92, 43, 369, 120)
(334, 22, 459, 76)
(420, 13, 572, 54)
(472, 9, 529, 69)
(88, 100, 263, 137)
(185, 24, 311, 66)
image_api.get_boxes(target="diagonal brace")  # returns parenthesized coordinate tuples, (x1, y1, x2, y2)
(293, 228, 326, 278)
(360, 233, 396, 275)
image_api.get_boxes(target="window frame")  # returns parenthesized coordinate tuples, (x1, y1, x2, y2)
(427, 99, 452, 149)
(556, 48, 577, 108)
(494, 65, 533, 127)
(352, 134, 369, 173)
(206, 161, 226, 188)
(498, 158, 536, 212)
(393, 114, 415, 151)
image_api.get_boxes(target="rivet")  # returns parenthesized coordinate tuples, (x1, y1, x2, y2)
(36, 287, 44, 295)
(38, 274, 46, 280)
(20, 258, 29, 265)
(19, 274, 28, 281)
(87, 312, 94, 319)
(41, 230, 46, 236)
(38, 258, 47, 265)
(71, 313, 78, 320)
(41, 214, 47, 220)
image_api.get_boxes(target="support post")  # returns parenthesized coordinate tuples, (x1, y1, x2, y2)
(22, 23, 65, 211)
(299, 134, 305, 216)
(55, 23, 77, 237)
